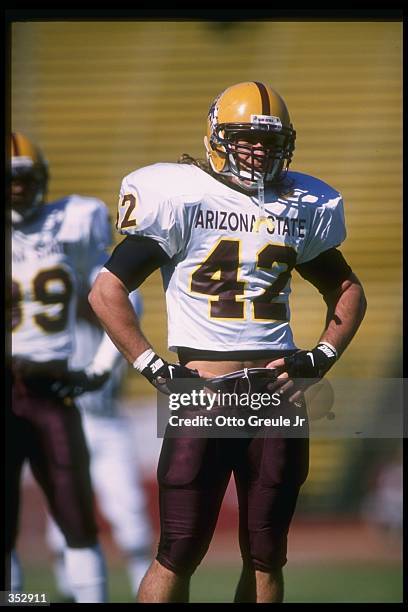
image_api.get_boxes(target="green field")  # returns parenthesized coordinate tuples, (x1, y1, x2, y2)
(22, 562, 402, 603)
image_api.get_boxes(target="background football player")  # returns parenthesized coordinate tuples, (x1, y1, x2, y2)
(45, 289, 153, 600)
(89, 82, 367, 603)
(9, 132, 127, 603)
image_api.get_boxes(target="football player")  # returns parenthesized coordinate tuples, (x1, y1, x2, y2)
(45, 289, 153, 600)
(89, 82, 367, 603)
(9, 132, 126, 603)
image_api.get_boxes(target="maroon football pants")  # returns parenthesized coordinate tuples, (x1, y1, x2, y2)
(156, 416, 309, 575)
(6, 376, 98, 552)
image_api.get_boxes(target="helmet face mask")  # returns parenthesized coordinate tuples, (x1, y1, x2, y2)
(11, 132, 48, 224)
(204, 82, 296, 192)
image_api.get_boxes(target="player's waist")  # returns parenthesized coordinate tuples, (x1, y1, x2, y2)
(177, 346, 296, 365)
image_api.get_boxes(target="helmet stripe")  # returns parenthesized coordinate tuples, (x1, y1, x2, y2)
(12, 133, 20, 157)
(254, 82, 270, 115)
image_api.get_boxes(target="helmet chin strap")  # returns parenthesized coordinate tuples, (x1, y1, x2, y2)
(253, 177, 274, 233)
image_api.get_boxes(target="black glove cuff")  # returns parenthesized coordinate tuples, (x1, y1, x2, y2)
(140, 353, 168, 384)
(140, 352, 200, 395)
(284, 343, 337, 378)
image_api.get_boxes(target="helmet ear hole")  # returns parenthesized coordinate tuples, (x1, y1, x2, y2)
(205, 135, 228, 173)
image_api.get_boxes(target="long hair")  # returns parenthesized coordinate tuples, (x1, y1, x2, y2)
(177, 153, 212, 174)
(177, 152, 294, 198)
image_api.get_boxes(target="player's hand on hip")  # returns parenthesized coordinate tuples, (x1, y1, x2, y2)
(265, 357, 298, 399)
(135, 350, 201, 395)
(266, 343, 338, 403)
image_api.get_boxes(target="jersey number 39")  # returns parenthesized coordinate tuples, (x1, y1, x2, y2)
(12, 267, 73, 333)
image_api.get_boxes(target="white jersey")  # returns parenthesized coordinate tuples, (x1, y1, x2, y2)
(70, 290, 143, 417)
(116, 164, 346, 352)
(12, 195, 111, 362)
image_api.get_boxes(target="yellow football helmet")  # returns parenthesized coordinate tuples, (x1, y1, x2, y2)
(204, 81, 296, 191)
(11, 132, 48, 223)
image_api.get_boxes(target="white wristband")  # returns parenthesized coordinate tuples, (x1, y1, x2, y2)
(133, 348, 156, 372)
(318, 341, 338, 359)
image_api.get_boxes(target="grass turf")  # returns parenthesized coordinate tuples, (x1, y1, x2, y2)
(21, 561, 402, 603)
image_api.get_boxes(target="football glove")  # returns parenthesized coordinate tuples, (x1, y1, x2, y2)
(50, 367, 110, 399)
(283, 342, 337, 379)
(138, 351, 200, 395)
